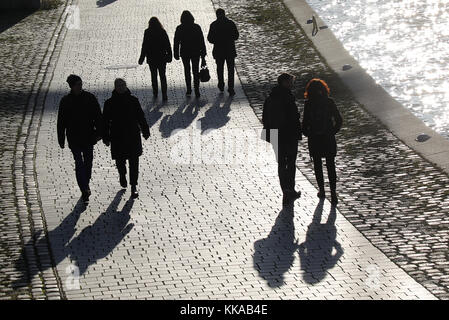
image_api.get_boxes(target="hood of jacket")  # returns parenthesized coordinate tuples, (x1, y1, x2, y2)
(270, 85, 291, 98)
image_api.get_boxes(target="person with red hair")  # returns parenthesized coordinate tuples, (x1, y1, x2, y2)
(302, 79, 342, 205)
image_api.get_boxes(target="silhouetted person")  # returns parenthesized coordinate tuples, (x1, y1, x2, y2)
(174, 10, 207, 98)
(57, 74, 102, 203)
(263, 73, 302, 206)
(207, 8, 239, 96)
(138, 17, 172, 101)
(302, 78, 342, 205)
(103, 78, 150, 199)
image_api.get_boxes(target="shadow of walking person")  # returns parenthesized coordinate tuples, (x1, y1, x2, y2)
(159, 98, 206, 138)
(146, 102, 164, 129)
(67, 190, 134, 277)
(12, 198, 86, 289)
(253, 205, 297, 288)
(298, 200, 343, 284)
(199, 94, 232, 134)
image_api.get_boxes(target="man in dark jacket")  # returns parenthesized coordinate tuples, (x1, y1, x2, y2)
(207, 8, 239, 96)
(103, 78, 150, 199)
(262, 73, 302, 206)
(57, 74, 103, 204)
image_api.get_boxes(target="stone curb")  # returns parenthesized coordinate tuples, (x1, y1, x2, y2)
(283, 0, 449, 175)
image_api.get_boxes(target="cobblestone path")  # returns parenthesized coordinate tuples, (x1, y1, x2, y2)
(211, 0, 449, 299)
(27, 0, 436, 299)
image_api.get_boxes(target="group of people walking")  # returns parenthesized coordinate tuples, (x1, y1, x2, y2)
(57, 8, 343, 207)
(138, 9, 239, 100)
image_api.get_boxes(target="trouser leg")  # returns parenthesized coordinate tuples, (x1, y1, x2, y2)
(83, 145, 93, 187)
(149, 64, 158, 96)
(159, 63, 167, 98)
(313, 156, 325, 191)
(191, 56, 200, 91)
(216, 58, 225, 90)
(326, 156, 337, 192)
(182, 57, 192, 92)
(285, 143, 298, 191)
(129, 156, 139, 186)
(115, 158, 127, 179)
(71, 147, 88, 192)
(226, 57, 235, 92)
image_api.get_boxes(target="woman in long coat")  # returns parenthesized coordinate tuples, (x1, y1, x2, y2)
(302, 78, 343, 205)
(103, 78, 150, 198)
(173, 10, 207, 98)
(138, 17, 172, 101)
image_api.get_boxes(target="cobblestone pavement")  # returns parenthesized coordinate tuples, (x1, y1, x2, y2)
(0, 2, 70, 299)
(25, 0, 437, 299)
(210, 0, 449, 299)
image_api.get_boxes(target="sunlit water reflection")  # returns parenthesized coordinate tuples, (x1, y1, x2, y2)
(306, 0, 449, 138)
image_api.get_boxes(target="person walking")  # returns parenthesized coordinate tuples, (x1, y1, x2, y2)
(262, 73, 302, 206)
(173, 10, 207, 98)
(207, 8, 239, 96)
(57, 74, 103, 204)
(138, 17, 172, 101)
(302, 78, 343, 205)
(103, 78, 150, 199)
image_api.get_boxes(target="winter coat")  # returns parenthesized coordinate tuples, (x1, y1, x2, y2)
(173, 22, 206, 59)
(139, 27, 172, 65)
(207, 17, 239, 59)
(103, 89, 150, 159)
(302, 97, 342, 158)
(262, 85, 302, 144)
(57, 90, 103, 149)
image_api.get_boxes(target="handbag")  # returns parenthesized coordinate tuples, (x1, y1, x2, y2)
(199, 58, 210, 82)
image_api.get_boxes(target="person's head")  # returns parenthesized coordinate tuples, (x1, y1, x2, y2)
(304, 78, 330, 99)
(67, 74, 82, 95)
(114, 78, 127, 94)
(148, 16, 164, 30)
(277, 73, 295, 90)
(216, 8, 225, 19)
(180, 10, 194, 25)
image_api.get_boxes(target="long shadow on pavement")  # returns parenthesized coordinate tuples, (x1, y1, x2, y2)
(96, 0, 117, 7)
(159, 98, 206, 138)
(0, 10, 37, 34)
(198, 94, 232, 134)
(12, 198, 86, 289)
(67, 190, 134, 276)
(298, 200, 343, 284)
(253, 204, 297, 288)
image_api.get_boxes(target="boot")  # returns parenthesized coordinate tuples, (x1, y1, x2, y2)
(131, 185, 139, 199)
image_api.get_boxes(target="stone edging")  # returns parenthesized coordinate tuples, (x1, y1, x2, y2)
(14, 0, 74, 299)
(283, 0, 449, 175)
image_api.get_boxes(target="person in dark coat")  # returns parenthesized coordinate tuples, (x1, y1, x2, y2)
(138, 17, 172, 101)
(57, 74, 102, 204)
(103, 78, 150, 199)
(262, 73, 302, 206)
(207, 8, 239, 96)
(302, 78, 343, 205)
(174, 10, 207, 98)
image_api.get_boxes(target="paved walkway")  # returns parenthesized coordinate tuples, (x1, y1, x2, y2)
(19, 0, 437, 299)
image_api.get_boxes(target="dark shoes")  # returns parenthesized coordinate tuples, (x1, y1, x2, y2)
(120, 174, 127, 189)
(195, 89, 200, 98)
(81, 190, 90, 204)
(317, 189, 325, 199)
(218, 84, 224, 92)
(162, 95, 168, 101)
(228, 89, 236, 96)
(131, 185, 139, 199)
(186, 89, 192, 96)
(282, 189, 301, 206)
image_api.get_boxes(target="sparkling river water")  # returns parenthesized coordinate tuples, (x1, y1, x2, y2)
(306, 0, 449, 138)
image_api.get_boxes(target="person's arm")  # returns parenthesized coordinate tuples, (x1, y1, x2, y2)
(302, 101, 310, 137)
(164, 31, 172, 63)
(139, 30, 148, 65)
(173, 27, 180, 60)
(57, 98, 66, 148)
(198, 25, 207, 58)
(135, 98, 150, 139)
(293, 100, 302, 141)
(102, 100, 111, 146)
(231, 20, 239, 41)
(207, 22, 215, 44)
(330, 99, 343, 134)
(92, 95, 103, 142)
